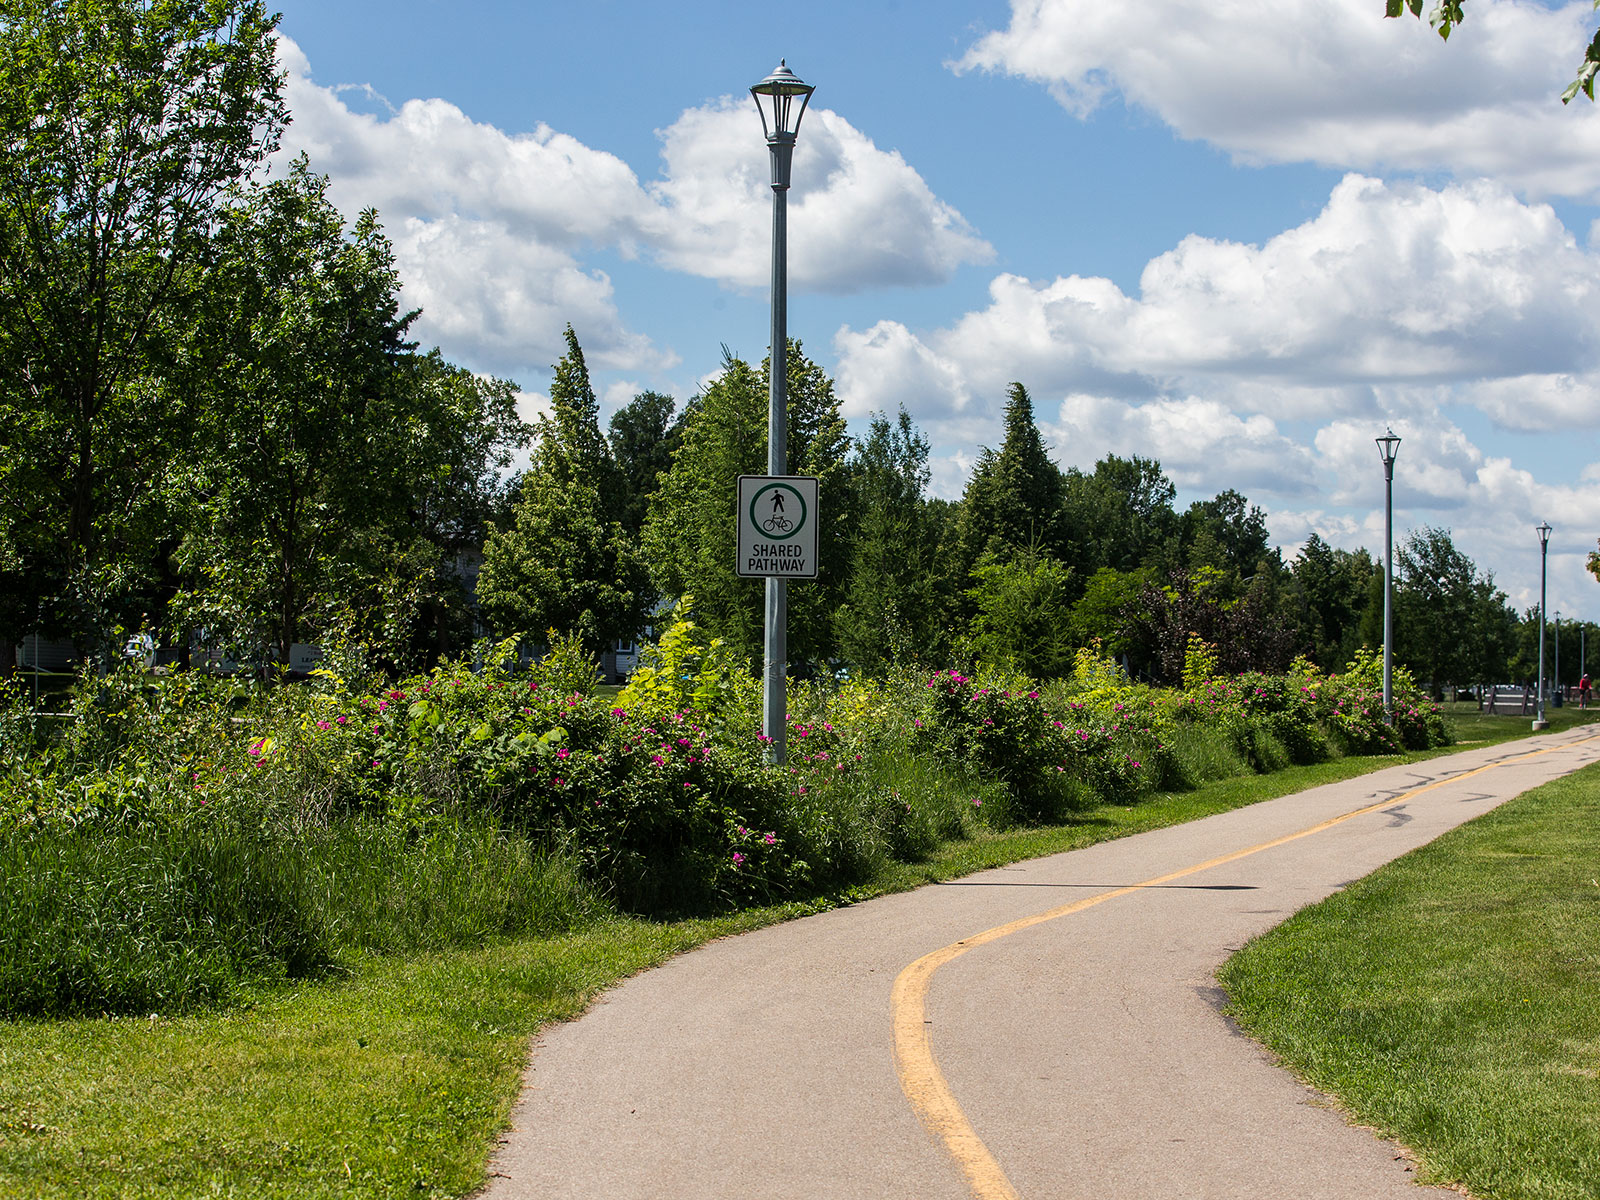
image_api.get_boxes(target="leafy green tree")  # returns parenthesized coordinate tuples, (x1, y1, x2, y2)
(1290, 534, 1378, 670)
(476, 470, 647, 653)
(957, 383, 1066, 573)
(542, 325, 622, 512)
(174, 163, 431, 667)
(1070, 566, 1153, 658)
(641, 342, 853, 670)
(0, 0, 285, 647)
(1059, 455, 1177, 581)
(966, 547, 1076, 678)
(478, 328, 643, 653)
(608, 389, 683, 539)
(835, 408, 942, 674)
(396, 351, 529, 661)
(1395, 526, 1515, 695)
(1179, 489, 1276, 587)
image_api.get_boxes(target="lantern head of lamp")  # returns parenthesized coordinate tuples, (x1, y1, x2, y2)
(1376, 428, 1401, 478)
(1538, 520, 1553, 547)
(751, 61, 813, 190)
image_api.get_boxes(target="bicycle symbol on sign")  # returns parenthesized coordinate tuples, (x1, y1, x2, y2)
(762, 513, 793, 534)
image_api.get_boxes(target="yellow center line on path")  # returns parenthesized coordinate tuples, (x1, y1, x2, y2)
(890, 732, 1600, 1200)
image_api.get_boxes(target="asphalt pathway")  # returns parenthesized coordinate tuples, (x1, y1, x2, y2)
(483, 726, 1600, 1200)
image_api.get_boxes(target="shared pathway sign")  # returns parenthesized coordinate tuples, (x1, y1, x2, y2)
(736, 475, 818, 579)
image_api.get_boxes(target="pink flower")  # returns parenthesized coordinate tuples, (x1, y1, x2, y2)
(556, 748, 570, 760)
(315, 720, 330, 731)
(732, 851, 746, 867)
(763, 832, 776, 845)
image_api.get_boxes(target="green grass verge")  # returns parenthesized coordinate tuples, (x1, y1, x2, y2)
(2, 707, 1594, 1199)
(1219, 758, 1600, 1200)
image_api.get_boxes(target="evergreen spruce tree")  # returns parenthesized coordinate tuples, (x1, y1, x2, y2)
(957, 383, 1066, 573)
(478, 328, 644, 652)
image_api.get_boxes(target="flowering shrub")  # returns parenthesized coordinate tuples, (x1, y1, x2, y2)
(1312, 649, 1448, 753)
(2, 627, 1453, 925)
(615, 595, 761, 740)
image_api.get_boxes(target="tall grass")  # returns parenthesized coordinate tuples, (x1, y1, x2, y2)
(0, 819, 603, 1018)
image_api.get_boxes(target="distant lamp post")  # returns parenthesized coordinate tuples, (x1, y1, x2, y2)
(1376, 429, 1401, 724)
(1555, 610, 1563, 706)
(1536, 521, 1552, 730)
(751, 60, 814, 765)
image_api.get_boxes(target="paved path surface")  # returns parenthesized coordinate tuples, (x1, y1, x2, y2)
(484, 727, 1600, 1200)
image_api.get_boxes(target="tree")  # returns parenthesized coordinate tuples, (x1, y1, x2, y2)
(956, 382, 1066, 575)
(476, 470, 647, 653)
(835, 408, 942, 673)
(1059, 455, 1178, 583)
(176, 163, 459, 668)
(641, 353, 766, 657)
(1394, 526, 1515, 694)
(0, 0, 286, 648)
(608, 389, 683, 539)
(1070, 566, 1153, 658)
(542, 325, 622, 511)
(1290, 534, 1377, 670)
(1179, 489, 1275, 586)
(478, 328, 643, 654)
(967, 547, 1076, 678)
(1127, 568, 1298, 683)
(641, 342, 854, 669)
(395, 350, 529, 661)
(1386, 0, 1600, 103)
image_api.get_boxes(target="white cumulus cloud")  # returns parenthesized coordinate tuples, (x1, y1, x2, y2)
(954, 0, 1600, 198)
(273, 36, 990, 377)
(836, 174, 1600, 433)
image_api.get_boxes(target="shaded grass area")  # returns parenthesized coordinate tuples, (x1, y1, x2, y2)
(1219, 759, 1600, 1200)
(1, 821, 605, 1017)
(1, 710, 1593, 1199)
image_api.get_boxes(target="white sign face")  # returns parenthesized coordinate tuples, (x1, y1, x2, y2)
(737, 475, 819, 579)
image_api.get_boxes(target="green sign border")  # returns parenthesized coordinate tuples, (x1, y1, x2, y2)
(747, 482, 808, 541)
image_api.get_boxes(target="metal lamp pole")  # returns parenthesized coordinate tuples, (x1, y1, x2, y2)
(751, 61, 813, 766)
(1536, 521, 1552, 730)
(1555, 610, 1562, 705)
(1376, 429, 1401, 724)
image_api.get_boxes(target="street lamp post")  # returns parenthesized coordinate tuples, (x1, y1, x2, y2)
(1555, 610, 1563, 706)
(751, 61, 813, 766)
(1535, 521, 1552, 730)
(1376, 429, 1401, 724)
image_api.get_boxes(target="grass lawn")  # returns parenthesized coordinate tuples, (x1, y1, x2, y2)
(2, 706, 1595, 1199)
(1220, 753, 1600, 1200)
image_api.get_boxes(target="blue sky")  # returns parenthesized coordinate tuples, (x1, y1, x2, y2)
(270, 0, 1600, 621)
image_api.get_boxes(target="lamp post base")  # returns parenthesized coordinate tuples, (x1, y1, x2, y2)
(1532, 719, 1550, 731)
